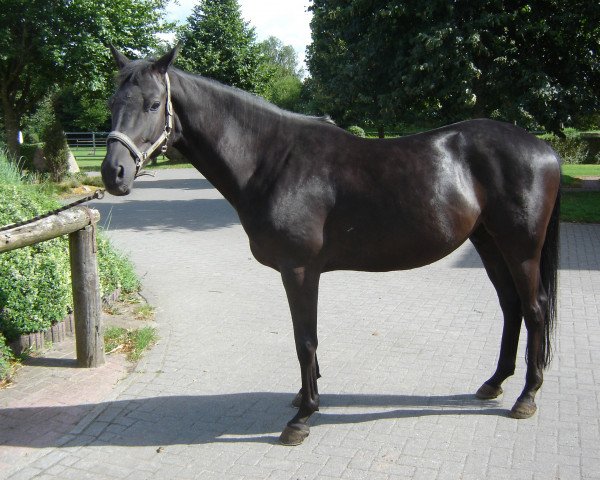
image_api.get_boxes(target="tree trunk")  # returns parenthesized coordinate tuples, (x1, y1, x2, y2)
(377, 124, 385, 139)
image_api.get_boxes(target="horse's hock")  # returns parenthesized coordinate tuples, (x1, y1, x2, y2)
(0, 206, 105, 368)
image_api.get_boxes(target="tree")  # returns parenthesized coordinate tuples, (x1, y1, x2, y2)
(258, 36, 304, 111)
(177, 0, 270, 94)
(307, 1, 600, 134)
(259, 36, 303, 78)
(0, 0, 170, 156)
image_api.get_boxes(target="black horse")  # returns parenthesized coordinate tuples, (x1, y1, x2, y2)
(101, 46, 561, 446)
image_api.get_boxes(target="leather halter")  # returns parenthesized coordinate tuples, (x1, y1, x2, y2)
(107, 73, 173, 176)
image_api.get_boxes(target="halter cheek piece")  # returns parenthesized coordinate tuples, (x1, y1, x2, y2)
(107, 73, 173, 177)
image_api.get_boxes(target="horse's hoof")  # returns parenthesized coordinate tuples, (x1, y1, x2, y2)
(475, 383, 503, 400)
(291, 391, 302, 408)
(509, 400, 537, 419)
(279, 424, 309, 446)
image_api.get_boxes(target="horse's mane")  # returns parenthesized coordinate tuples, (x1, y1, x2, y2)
(116, 58, 337, 127)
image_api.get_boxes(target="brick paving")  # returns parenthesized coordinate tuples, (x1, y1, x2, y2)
(1, 168, 599, 479)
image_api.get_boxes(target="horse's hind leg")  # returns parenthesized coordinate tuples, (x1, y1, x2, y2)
(279, 265, 321, 446)
(485, 222, 551, 418)
(502, 255, 549, 419)
(470, 227, 523, 400)
(291, 354, 321, 408)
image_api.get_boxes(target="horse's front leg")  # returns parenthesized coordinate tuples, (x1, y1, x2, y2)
(279, 265, 320, 446)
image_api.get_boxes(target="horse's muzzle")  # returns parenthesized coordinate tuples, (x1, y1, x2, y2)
(101, 144, 136, 196)
(101, 159, 133, 195)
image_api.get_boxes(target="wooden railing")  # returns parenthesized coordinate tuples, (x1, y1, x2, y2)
(0, 207, 105, 367)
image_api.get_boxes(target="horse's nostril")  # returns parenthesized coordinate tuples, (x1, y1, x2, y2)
(117, 165, 125, 180)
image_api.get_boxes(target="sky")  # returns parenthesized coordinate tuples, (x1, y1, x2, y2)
(165, 0, 313, 67)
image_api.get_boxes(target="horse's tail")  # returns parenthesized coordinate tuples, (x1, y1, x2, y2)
(540, 187, 560, 369)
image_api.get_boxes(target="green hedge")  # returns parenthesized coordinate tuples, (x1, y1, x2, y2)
(0, 184, 140, 341)
(0, 333, 14, 381)
(542, 134, 600, 165)
(0, 185, 72, 339)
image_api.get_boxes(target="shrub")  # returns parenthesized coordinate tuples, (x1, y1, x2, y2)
(0, 333, 14, 382)
(0, 179, 140, 340)
(18, 143, 42, 172)
(41, 111, 69, 182)
(347, 125, 366, 137)
(97, 234, 141, 295)
(543, 135, 600, 165)
(0, 185, 72, 340)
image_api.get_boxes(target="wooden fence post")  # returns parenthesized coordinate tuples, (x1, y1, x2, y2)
(69, 225, 105, 367)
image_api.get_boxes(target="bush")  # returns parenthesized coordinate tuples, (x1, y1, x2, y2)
(97, 234, 141, 295)
(0, 333, 14, 381)
(0, 151, 140, 340)
(543, 135, 600, 165)
(0, 185, 72, 340)
(41, 111, 69, 182)
(347, 125, 366, 137)
(18, 143, 42, 172)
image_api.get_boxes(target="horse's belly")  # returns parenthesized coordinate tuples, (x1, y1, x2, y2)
(323, 234, 463, 272)
(322, 206, 478, 272)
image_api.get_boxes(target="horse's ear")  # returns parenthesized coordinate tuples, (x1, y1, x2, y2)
(109, 44, 131, 70)
(153, 45, 180, 74)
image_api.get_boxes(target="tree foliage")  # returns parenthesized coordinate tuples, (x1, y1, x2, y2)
(0, 0, 170, 155)
(259, 36, 303, 78)
(177, 0, 270, 94)
(259, 36, 304, 111)
(308, 1, 600, 134)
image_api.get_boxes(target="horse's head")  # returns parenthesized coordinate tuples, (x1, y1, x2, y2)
(101, 45, 179, 195)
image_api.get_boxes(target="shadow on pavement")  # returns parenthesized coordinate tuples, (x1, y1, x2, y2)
(93, 198, 240, 232)
(451, 225, 600, 271)
(132, 178, 214, 191)
(0, 392, 507, 448)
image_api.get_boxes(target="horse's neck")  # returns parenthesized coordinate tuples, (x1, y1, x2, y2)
(170, 71, 285, 208)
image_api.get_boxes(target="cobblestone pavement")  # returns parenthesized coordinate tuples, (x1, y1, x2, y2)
(2, 169, 599, 479)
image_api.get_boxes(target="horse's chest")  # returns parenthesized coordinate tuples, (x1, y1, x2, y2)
(240, 198, 327, 269)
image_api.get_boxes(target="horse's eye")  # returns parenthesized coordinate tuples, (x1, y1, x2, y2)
(150, 101, 161, 112)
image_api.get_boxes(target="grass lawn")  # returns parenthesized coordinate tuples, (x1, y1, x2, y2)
(561, 164, 600, 177)
(561, 164, 600, 189)
(561, 191, 600, 223)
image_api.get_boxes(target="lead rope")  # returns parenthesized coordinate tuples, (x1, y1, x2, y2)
(0, 188, 105, 233)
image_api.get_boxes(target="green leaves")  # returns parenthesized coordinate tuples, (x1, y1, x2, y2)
(0, 185, 71, 339)
(0, 152, 141, 340)
(0, 0, 171, 155)
(177, 0, 269, 94)
(308, 0, 600, 132)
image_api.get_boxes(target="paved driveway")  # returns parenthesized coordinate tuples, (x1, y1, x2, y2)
(4, 168, 600, 479)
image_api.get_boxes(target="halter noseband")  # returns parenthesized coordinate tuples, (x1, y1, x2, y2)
(107, 73, 173, 176)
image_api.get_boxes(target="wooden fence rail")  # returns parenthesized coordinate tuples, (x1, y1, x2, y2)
(0, 207, 105, 367)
